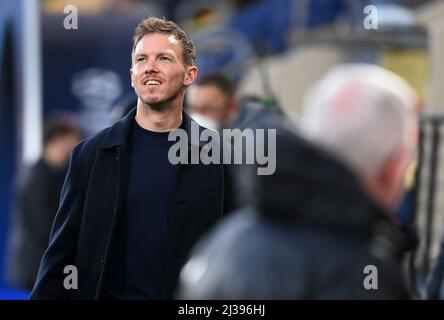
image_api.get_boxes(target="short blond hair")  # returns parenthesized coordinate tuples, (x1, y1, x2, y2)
(132, 17, 196, 66)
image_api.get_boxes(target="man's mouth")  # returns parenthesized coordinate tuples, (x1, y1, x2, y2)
(143, 80, 162, 86)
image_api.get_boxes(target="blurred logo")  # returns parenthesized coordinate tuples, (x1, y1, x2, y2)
(71, 68, 123, 134)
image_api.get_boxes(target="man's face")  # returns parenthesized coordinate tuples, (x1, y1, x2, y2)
(131, 33, 197, 109)
(187, 84, 233, 124)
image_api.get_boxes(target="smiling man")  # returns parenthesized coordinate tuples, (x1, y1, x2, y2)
(30, 17, 237, 300)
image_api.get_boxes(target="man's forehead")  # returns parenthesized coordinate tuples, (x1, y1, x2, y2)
(167, 35, 178, 44)
(135, 33, 181, 53)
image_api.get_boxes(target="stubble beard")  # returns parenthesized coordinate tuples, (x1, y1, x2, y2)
(137, 85, 184, 112)
(139, 96, 169, 112)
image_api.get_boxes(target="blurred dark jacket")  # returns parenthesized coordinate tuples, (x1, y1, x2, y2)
(178, 127, 412, 299)
(30, 108, 238, 300)
(7, 159, 66, 290)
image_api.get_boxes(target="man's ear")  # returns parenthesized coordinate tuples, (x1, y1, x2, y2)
(378, 150, 409, 205)
(380, 152, 400, 185)
(130, 67, 134, 88)
(184, 66, 198, 86)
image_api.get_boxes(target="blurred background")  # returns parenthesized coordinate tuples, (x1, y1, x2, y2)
(1, 0, 443, 299)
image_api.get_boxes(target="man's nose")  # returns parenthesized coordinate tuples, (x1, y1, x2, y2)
(144, 59, 159, 74)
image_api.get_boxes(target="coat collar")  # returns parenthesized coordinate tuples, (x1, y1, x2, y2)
(99, 106, 208, 150)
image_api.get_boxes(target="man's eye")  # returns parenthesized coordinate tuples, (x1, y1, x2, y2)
(160, 56, 170, 62)
(137, 57, 146, 62)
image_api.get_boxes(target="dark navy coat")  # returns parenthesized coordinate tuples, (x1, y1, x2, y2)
(30, 108, 237, 299)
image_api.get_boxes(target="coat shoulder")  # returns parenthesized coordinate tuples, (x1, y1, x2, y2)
(73, 127, 112, 159)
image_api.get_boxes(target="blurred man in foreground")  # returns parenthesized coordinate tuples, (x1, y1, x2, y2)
(178, 64, 418, 299)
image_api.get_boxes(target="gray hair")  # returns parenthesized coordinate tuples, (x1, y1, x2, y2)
(300, 63, 418, 178)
